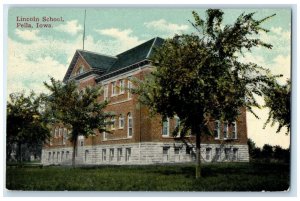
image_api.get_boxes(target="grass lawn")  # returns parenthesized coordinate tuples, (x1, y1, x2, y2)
(6, 162, 290, 191)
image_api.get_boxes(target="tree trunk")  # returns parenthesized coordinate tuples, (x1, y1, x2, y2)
(195, 131, 201, 179)
(72, 137, 77, 168)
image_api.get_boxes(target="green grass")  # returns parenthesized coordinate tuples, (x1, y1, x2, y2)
(6, 162, 290, 191)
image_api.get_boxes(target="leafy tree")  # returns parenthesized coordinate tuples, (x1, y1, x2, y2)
(262, 80, 290, 134)
(6, 92, 50, 163)
(135, 9, 278, 178)
(43, 78, 112, 167)
(247, 138, 257, 159)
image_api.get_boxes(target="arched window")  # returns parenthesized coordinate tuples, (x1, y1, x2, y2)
(127, 113, 133, 137)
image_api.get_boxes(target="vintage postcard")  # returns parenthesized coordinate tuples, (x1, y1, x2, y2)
(6, 6, 291, 192)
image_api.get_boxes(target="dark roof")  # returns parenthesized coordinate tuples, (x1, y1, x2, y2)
(63, 37, 164, 82)
(78, 50, 117, 72)
(108, 37, 164, 73)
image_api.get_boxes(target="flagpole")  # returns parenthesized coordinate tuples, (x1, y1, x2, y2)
(83, 9, 86, 50)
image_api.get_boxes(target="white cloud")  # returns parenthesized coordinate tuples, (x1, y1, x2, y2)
(144, 19, 189, 35)
(15, 29, 40, 41)
(95, 28, 144, 54)
(55, 20, 83, 35)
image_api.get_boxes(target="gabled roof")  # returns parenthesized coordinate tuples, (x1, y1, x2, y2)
(63, 37, 164, 82)
(107, 37, 164, 73)
(78, 50, 117, 72)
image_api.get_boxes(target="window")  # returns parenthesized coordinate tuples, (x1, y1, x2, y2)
(102, 149, 106, 161)
(48, 152, 51, 161)
(119, 114, 124, 129)
(223, 122, 228, 139)
(232, 122, 237, 139)
(61, 151, 64, 161)
(214, 120, 220, 139)
(112, 81, 117, 96)
(80, 141, 84, 146)
(111, 117, 115, 130)
(119, 79, 125, 94)
(125, 148, 131, 162)
(127, 78, 132, 99)
(225, 148, 231, 160)
(52, 152, 55, 161)
(206, 148, 212, 160)
(163, 147, 170, 162)
(233, 148, 238, 161)
(63, 128, 67, 145)
(103, 119, 107, 140)
(117, 148, 122, 162)
(59, 128, 63, 137)
(162, 118, 170, 137)
(55, 128, 59, 138)
(109, 149, 114, 161)
(215, 148, 221, 161)
(85, 150, 89, 162)
(66, 151, 69, 159)
(57, 152, 60, 162)
(186, 147, 191, 155)
(175, 116, 180, 137)
(104, 85, 108, 100)
(127, 113, 133, 137)
(76, 65, 85, 75)
(174, 147, 180, 155)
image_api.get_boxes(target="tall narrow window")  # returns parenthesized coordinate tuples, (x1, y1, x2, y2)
(119, 79, 125, 94)
(119, 114, 124, 129)
(59, 128, 63, 137)
(117, 148, 122, 162)
(163, 147, 170, 162)
(175, 116, 180, 137)
(162, 118, 170, 137)
(55, 128, 59, 138)
(225, 148, 231, 161)
(63, 128, 67, 145)
(206, 148, 212, 160)
(48, 152, 51, 161)
(112, 81, 117, 96)
(214, 120, 220, 139)
(61, 151, 64, 161)
(125, 148, 131, 162)
(109, 149, 114, 161)
(111, 117, 115, 130)
(223, 122, 228, 139)
(102, 149, 106, 161)
(215, 148, 221, 161)
(104, 85, 108, 100)
(103, 120, 107, 140)
(127, 113, 133, 137)
(85, 150, 89, 162)
(127, 78, 132, 99)
(66, 151, 69, 159)
(233, 148, 238, 161)
(232, 121, 237, 139)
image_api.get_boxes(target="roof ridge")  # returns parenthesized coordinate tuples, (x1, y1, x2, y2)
(146, 37, 158, 59)
(115, 38, 154, 56)
(77, 49, 117, 59)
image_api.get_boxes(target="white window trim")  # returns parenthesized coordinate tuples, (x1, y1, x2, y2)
(119, 115, 124, 129)
(232, 121, 237, 139)
(119, 79, 125, 94)
(214, 120, 220, 139)
(111, 117, 115, 130)
(162, 118, 170, 137)
(127, 113, 133, 138)
(111, 81, 117, 96)
(104, 85, 109, 100)
(127, 78, 132, 99)
(223, 122, 229, 139)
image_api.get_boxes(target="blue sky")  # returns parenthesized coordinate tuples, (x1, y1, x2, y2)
(7, 7, 291, 148)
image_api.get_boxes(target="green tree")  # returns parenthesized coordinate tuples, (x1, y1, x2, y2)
(262, 80, 290, 134)
(6, 92, 50, 163)
(135, 9, 278, 178)
(43, 78, 112, 167)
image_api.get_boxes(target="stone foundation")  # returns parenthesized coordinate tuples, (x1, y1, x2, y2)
(41, 142, 249, 165)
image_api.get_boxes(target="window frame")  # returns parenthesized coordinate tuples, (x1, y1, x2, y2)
(162, 118, 170, 137)
(214, 120, 220, 139)
(111, 81, 117, 96)
(127, 78, 132, 99)
(119, 114, 124, 129)
(232, 121, 237, 139)
(119, 79, 125, 94)
(223, 122, 229, 139)
(104, 84, 109, 100)
(127, 113, 133, 138)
